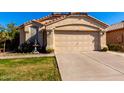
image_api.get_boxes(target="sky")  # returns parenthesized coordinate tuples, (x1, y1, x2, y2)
(0, 12, 124, 27)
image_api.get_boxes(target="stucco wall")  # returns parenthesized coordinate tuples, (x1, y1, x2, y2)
(24, 25, 31, 41)
(54, 25, 100, 31)
(46, 30, 54, 49)
(20, 23, 43, 47)
(19, 28, 25, 45)
(101, 32, 107, 48)
(46, 16, 106, 30)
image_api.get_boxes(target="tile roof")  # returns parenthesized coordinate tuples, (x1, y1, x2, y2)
(18, 12, 108, 28)
(105, 21, 124, 31)
(19, 13, 69, 28)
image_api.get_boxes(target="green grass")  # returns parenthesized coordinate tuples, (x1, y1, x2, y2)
(0, 57, 61, 81)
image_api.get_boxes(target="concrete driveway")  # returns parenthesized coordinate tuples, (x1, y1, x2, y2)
(55, 51, 124, 81)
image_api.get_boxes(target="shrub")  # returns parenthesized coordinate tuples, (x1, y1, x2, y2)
(46, 48, 54, 53)
(107, 44, 122, 51)
(0, 42, 4, 48)
(101, 47, 108, 52)
(19, 41, 34, 53)
(37, 46, 46, 53)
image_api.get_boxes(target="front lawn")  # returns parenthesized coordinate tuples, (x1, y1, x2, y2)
(0, 57, 61, 81)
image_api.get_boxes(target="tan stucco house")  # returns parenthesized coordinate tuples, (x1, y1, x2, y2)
(106, 21, 124, 45)
(18, 12, 108, 52)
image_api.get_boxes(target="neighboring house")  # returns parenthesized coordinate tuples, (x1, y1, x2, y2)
(106, 21, 124, 45)
(18, 12, 108, 52)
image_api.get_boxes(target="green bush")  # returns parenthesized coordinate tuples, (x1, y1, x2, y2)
(0, 42, 4, 48)
(107, 44, 122, 51)
(19, 41, 34, 53)
(101, 47, 108, 52)
(46, 48, 54, 53)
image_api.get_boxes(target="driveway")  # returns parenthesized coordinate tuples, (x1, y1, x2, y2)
(55, 51, 124, 80)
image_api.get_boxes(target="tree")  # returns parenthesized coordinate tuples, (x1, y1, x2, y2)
(0, 23, 19, 52)
(6, 23, 19, 51)
(0, 30, 11, 52)
(7, 23, 18, 39)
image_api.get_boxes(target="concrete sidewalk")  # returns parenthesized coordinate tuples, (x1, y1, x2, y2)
(0, 53, 54, 59)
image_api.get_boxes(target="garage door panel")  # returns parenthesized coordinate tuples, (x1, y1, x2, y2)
(56, 35, 98, 41)
(55, 42, 95, 46)
(55, 31, 100, 52)
(56, 47, 91, 51)
(55, 47, 94, 52)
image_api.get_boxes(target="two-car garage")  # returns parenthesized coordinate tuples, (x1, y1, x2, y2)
(45, 14, 108, 52)
(55, 30, 100, 52)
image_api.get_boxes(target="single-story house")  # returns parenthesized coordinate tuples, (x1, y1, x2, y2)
(106, 21, 124, 45)
(18, 12, 108, 52)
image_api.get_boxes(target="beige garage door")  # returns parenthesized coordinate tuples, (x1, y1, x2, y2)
(55, 31, 100, 52)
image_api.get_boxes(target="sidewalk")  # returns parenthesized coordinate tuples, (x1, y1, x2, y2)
(107, 51, 124, 57)
(0, 53, 54, 59)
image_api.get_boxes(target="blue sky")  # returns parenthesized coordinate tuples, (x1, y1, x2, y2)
(0, 12, 124, 26)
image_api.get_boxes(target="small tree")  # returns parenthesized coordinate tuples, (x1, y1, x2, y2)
(0, 23, 19, 52)
(7, 23, 18, 39)
(0, 31, 11, 52)
(6, 23, 19, 51)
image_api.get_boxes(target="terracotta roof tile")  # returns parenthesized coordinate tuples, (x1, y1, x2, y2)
(19, 13, 67, 28)
(18, 12, 108, 28)
(105, 21, 124, 31)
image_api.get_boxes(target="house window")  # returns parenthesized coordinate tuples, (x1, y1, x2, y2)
(30, 26, 38, 42)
